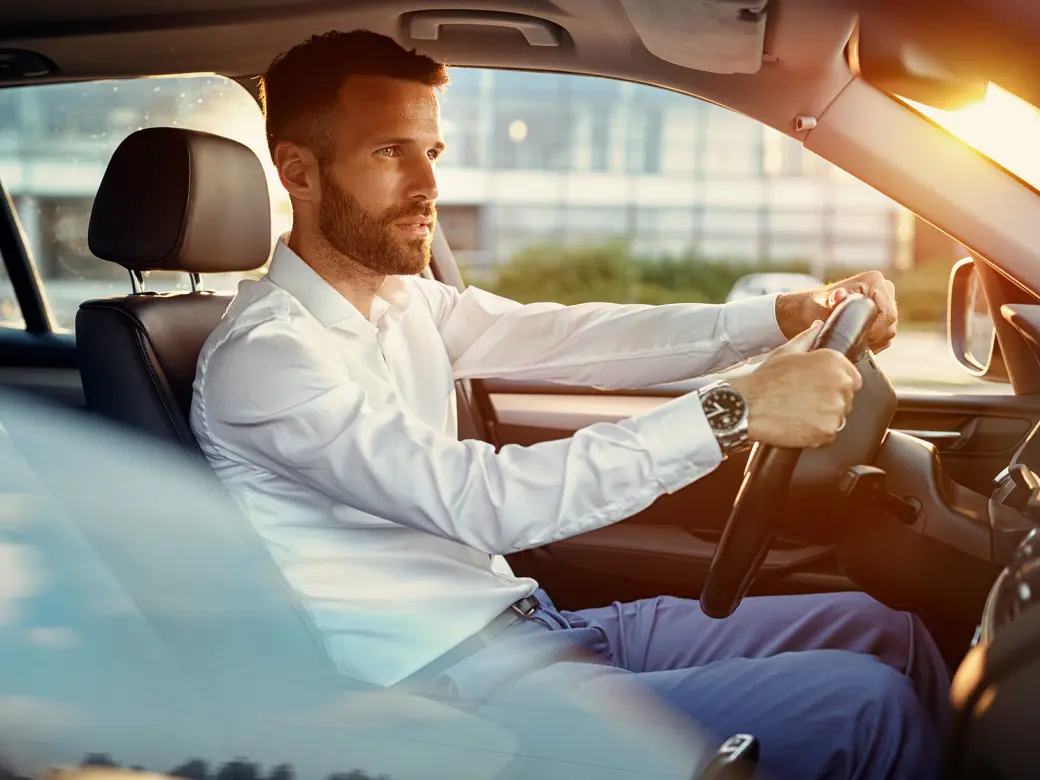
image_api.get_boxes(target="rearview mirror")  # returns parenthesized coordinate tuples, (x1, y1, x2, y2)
(948, 258, 1002, 377)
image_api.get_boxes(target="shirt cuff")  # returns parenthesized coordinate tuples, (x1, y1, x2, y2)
(632, 391, 723, 495)
(723, 293, 787, 359)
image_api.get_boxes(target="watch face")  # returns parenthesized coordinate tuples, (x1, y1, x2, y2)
(703, 386, 747, 432)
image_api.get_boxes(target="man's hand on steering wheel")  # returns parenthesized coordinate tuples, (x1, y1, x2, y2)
(775, 270, 899, 353)
(729, 324, 863, 449)
(702, 294, 886, 618)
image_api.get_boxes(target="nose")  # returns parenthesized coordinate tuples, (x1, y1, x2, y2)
(408, 153, 439, 203)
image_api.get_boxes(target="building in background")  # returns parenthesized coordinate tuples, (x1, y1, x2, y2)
(433, 69, 928, 278)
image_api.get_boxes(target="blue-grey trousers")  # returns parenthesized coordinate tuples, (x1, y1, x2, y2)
(438, 590, 950, 780)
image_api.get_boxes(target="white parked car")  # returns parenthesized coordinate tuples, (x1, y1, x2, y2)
(725, 273, 824, 302)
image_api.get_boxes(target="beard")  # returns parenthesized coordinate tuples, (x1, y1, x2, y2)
(317, 166, 435, 276)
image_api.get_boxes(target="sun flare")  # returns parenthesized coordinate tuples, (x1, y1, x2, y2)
(906, 83, 1040, 189)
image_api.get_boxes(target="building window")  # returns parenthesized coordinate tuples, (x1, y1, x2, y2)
(701, 106, 763, 176)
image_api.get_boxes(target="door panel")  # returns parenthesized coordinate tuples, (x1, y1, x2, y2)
(0, 330, 82, 407)
(495, 378, 1040, 606)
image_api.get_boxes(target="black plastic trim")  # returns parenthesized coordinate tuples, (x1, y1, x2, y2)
(0, 329, 76, 366)
(0, 180, 51, 333)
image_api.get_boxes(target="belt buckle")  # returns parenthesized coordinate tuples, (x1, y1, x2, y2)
(510, 595, 538, 619)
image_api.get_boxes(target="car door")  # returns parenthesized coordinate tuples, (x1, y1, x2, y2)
(0, 184, 81, 407)
(429, 67, 1029, 609)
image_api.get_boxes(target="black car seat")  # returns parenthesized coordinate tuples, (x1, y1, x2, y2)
(76, 127, 272, 455)
(77, 126, 496, 455)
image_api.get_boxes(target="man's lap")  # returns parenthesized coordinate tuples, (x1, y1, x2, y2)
(449, 589, 951, 780)
(508, 646, 939, 780)
(556, 589, 950, 729)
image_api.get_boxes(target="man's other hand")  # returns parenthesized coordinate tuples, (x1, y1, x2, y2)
(729, 323, 863, 449)
(775, 270, 898, 353)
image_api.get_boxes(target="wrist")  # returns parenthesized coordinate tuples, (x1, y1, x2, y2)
(698, 380, 752, 456)
(727, 374, 756, 407)
(775, 291, 812, 340)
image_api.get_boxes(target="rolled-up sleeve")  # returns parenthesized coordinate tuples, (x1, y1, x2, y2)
(413, 280, 786, 390)
(197, 318, 723, 555)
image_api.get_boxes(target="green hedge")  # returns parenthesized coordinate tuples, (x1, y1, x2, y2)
(467, 241, 953, 326)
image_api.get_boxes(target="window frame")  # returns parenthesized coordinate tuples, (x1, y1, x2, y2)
(0, 173, 51, 333)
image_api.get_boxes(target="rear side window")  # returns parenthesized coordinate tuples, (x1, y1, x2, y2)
(0, 260, 24, 329)
(0, 76, 291, 332)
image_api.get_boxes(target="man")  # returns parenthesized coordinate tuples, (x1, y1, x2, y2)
(190, 30, 948, 780)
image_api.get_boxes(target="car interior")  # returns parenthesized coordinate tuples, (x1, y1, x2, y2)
(1, 0, 1040, 776)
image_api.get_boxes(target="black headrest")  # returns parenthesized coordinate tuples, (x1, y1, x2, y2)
(88, 127, 272, 274)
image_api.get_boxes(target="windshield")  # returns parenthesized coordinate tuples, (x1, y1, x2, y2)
(903, 83, 1040, 190)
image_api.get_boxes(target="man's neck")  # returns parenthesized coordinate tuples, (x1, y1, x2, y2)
(287, 229, 385, 321)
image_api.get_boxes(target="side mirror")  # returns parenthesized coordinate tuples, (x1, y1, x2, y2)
(948, 258, 1005, 379)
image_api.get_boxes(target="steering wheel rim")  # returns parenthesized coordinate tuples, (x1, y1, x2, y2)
(699, 294, 879, 619)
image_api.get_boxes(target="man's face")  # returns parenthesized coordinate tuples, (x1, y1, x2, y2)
(317, 75, 444, 276)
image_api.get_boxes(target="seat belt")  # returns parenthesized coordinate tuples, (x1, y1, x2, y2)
(427, 228, 500, 447)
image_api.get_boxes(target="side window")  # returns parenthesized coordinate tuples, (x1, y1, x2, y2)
(0, 76, 291, 332)
(0, 259, 25, 329)
(440, 69, 976, 392)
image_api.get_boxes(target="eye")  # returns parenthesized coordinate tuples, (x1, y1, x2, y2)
(428, 148, 442, 161)
(375, 146, 401, 158)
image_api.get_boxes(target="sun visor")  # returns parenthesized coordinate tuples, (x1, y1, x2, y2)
(620, 0, 768, 75)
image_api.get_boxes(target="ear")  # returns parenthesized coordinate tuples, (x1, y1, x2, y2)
(273, 141, 320, 204)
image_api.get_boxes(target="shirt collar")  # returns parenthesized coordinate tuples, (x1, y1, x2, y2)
(265, 235, 412, 333)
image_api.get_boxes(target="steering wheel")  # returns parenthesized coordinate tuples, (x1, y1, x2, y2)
(699, 294, 883, 619)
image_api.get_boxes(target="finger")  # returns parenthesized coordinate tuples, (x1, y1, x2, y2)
(827, 286, 850, 308)
(839, 354, 863, 391)
(867, 276, 898, 325)
(871, 324, 898, 353)
(866, 303, 897, 351)
(868, 320, 899, 350)
(776, 320, 824, 355)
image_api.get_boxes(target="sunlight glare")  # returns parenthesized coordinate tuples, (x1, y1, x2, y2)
(905, 83, 1040, 189)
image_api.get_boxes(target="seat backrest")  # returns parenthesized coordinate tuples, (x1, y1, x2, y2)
(77, 292, 233, 450)
(78, 127, 272, 452)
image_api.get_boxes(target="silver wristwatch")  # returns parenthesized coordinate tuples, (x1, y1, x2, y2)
(697, 380, 751, 457)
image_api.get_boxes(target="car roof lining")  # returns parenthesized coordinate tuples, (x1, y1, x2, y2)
(0, 0, 858, 140)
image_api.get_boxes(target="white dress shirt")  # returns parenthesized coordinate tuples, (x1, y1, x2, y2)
(190, 239, 786, 686)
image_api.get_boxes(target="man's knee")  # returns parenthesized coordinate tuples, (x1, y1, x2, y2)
(829, 591, 908, 634)
(817, 592, 921, 663)
(843, 659, 941, 779)
(739, 652, 941, 780)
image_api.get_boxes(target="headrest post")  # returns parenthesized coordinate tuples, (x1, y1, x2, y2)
(128, 269, 144, 294)
(189, 272, 201, 292)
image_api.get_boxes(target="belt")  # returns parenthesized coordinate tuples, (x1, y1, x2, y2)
(397, 594, 540, 691)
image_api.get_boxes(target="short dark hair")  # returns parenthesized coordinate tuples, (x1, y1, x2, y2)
(260, 30, 450, 164)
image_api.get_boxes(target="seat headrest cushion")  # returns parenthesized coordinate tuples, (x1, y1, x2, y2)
(88, 127, 272, 274)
